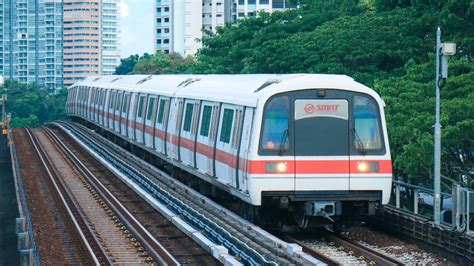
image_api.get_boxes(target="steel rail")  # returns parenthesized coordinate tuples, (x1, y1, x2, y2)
(56, 121, 282, 265)
(42, 126, 179, 266)
(283, 235, 340, 266)
(323, 233, 405, 266)
(24, 128, 103, 265)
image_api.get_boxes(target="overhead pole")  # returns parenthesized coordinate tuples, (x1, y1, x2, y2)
(433, 27, 456, 224)
(433, 27, 442, 225)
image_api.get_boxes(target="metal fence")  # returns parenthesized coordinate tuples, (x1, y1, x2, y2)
(391, 180, 474, 234)
(8, 131, 40, 265)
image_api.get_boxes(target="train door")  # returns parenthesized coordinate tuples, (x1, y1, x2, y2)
(179, 99, 200, 167)
(107, 90, 115, 129)
(134, 93, 147, 144)
(121, 93, 131, 137)
(115, 92, 123, 133)
(89, 88, 96, 121)
(104, 90, 110, 127)
(79, 87, 84, 117)
(215, 104, 240, 186)
(127, 93, 136, 139)
(99, 89, 105, 125)
(167, 98, 184, 160)
(91, 89, 99, 123)
(144, 95, 158, 148)
(293, 94, 350, 191)
(154, 97, 170, 155)
(237, 107, 253, 192)
(196, 102, 219, 176)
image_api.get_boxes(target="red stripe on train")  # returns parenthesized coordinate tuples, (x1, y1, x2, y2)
(82, 108, 392, 175)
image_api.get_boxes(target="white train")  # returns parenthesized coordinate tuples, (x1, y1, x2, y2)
(66, 74, 392, 228)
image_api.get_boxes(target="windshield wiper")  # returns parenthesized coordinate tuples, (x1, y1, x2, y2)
(352, 127, 366, 155)
(278, 129, 289, 156)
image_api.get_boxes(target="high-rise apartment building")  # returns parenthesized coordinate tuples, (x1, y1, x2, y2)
(155, 0, 231, 56)
(0, 0, 120, 89)
(0, 0, 63, 89)
(155, 0, 294, 56)
(234, 0, 296, 19)
(63, 0, 120, 86)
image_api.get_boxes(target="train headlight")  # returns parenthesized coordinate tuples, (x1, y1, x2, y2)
(357, 161, 379, 173)
(266, 162, 288, 173)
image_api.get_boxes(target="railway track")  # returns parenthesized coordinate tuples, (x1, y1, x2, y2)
(285, 232, 405, 266)
(47, 125, 220, 265)
(54, 120, 322, 265)
(25, 127, 174, 265)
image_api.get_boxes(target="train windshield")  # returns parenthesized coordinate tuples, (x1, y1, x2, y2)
(260, 96, 290, 152)
(353, 96, 382, 150)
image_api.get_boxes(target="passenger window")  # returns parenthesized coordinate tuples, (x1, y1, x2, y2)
(109, 92, 115, 109)
(116, 93, 122, 111)
(157, 99, 166, 124)
(200, 105, 212, 137)
(122, 94, 128, 113)
(137, 96, 146, 118)
(353, 95, 382, 150)
(183, 103, 194, 132)
(146, 98, 156, 121)
(220, 108, 234, 143)
(260, 96, 289, 152)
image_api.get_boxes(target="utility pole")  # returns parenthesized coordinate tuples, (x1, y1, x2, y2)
(433, 27, 442, 225)
(433, 27, 456, 224)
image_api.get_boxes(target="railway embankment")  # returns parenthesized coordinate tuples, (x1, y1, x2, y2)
(0, 133, 19, 265)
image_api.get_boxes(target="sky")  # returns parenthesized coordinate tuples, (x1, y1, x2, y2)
(120, 0, 154, 58)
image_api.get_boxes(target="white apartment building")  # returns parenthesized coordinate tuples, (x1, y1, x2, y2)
(155, 0, 293, 56)
(234, 0, 296, 19)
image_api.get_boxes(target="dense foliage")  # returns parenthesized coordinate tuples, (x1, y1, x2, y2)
(1, 80, 67, 128)
(115, 0, 473, 186)
(3, 0, 470, 186)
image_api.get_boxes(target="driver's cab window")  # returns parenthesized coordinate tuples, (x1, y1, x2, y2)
(260, 95, 289, 153)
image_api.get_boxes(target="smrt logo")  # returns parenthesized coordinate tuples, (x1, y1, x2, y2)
(304, 104, 315, 114)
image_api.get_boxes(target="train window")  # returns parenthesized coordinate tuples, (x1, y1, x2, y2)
(260, 96, 289, 152)
(122, 94, 129, 113)
(191, 102, 200, 135)
(353, 95, 382, 150)
(116, 93, 122, 111)
(200, 105, 212, 137)
(157, 99, 166, 124)
(100, 91, 104, 107)
(137, 95, 146, 118)
(183, 102, 194, 132)
(220, 108, 234, 144)
(146, 98, 156, 121)
(109, 92, 115, 109)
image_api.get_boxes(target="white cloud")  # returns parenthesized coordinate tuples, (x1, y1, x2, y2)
(119, 1, 130, 17)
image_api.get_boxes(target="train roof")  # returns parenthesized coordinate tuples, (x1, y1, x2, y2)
(71, 74, 378, 107)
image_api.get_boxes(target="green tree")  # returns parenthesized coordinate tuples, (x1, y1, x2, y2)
(115, 54, 140, 74)
(132, 52, 194, 74)
(2, 80, 68, 128)
(376, 58, 474, 187)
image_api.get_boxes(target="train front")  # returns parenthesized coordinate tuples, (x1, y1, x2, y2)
(248, 79, 392, 229)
